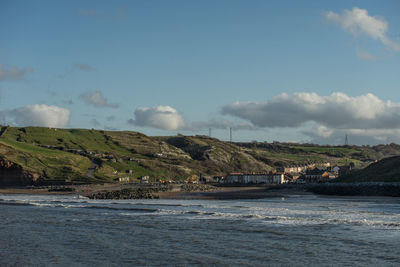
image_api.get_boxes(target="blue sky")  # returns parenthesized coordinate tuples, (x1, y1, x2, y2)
(1, 0, 399, 144)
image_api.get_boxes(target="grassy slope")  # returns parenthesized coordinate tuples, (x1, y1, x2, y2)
(5, 127, 132, 156)
(1, 127, 130, 182)
(339, 156, 400, 182)
(1, 126, 400, 183)
(0, 138, 92, 181)
(103, 131, 193, 179)
(157, 135, 273, 175)
(235, 142, 368, 168)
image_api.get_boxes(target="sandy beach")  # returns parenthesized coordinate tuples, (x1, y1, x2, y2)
(0, 184, 311, 200)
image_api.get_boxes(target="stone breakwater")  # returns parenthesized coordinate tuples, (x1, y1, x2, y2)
(89, 188, 161, 199)
(306, 182, 400, 197)
(88, 184, 217, 199)
(181, 184, 216, 192)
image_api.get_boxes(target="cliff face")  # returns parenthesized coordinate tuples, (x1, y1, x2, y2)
(0, 159, 38, 185)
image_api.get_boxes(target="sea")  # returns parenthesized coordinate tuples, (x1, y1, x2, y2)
(0, 193, 399, 266)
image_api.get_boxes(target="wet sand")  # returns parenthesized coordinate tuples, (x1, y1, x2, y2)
(0, 187, 75, 195)
(0, 184, 311, 200)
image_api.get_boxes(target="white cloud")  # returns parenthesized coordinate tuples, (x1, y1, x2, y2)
(222, 92, 400, 129)
(0, 65, 33, 81)
(79, 91, 119, 108)
(315, 124, 333, 138)
(128, 105, 185, 131)
(222, 92, 400, 144)
(3, 104, 70, 128)
(325, 7, 400, 51)
(302, 124, 400, 145)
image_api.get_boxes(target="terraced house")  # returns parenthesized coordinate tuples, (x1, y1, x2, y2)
(224, 172, 288, 184)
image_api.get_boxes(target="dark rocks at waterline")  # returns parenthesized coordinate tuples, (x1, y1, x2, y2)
(307, 182, 400, 197)
(48, 186, 75, 192)
(87, 184, 218, 199)
(181, 184, 216, 192)
(88, 188, 161, 199)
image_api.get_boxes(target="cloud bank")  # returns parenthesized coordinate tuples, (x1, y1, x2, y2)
(325, 7, 400, 51)
(128, 105, 185, 131)
(0, 65, 33, 81)
(222, 92, 400, 129)
(222, 92, 400, 144)
(80, 91, 119, 108)
(2, 104, 70, 128)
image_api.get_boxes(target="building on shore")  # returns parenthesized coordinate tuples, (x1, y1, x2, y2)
(301, 168, 337, 182)
(139, 176, 149, 184)
(282, 162, 331, 174)
(114, 177, 130, 183)
(223, 172, 288, 184)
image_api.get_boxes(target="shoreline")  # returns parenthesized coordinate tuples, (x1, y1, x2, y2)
(0, 184, 311, 200)
(1, 182, 400, 199)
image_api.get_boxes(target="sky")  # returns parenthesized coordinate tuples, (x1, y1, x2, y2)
(0, 0, 399, 145)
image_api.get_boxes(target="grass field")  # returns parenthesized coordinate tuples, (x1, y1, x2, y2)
(0, 138, 92, 181)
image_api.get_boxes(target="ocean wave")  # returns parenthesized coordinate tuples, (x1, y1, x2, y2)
(0, 199, 159, 213)
(86, 205, 159, 213)
(0, 200, 33, 207)
(152, 208, 400, 229)
(1, 195, 399, 229)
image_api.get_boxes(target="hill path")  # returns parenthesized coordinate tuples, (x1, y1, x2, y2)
(85, 161, 99, 179)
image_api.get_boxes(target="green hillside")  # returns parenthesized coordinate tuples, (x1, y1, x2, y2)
(0, 138, 92, 182)
(1, 125, 400, 185)
(339, 156, 400, 182)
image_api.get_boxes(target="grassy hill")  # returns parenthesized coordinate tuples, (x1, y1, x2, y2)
(0, 137, 92, 183)
(1, 125, 400, 185)
(339, 156, 400, 182)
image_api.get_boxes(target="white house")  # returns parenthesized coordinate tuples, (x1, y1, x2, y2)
(224, 172, 286, 184)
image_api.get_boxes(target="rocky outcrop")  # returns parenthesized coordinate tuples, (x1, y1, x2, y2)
(89, 187, 163, 199)
(0, 159, 39, 185)
(181, 184, 216, 192)
(88, 184, 217, 199)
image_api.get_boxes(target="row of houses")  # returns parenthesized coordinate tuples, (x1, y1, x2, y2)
(298, 168, 337, 183)
(278, 162, 331, 174)
(219, 163, 352, 185)
(222, 172, 289, 184)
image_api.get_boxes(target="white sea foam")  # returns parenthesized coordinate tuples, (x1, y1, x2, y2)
(1, 193, 399, 229)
